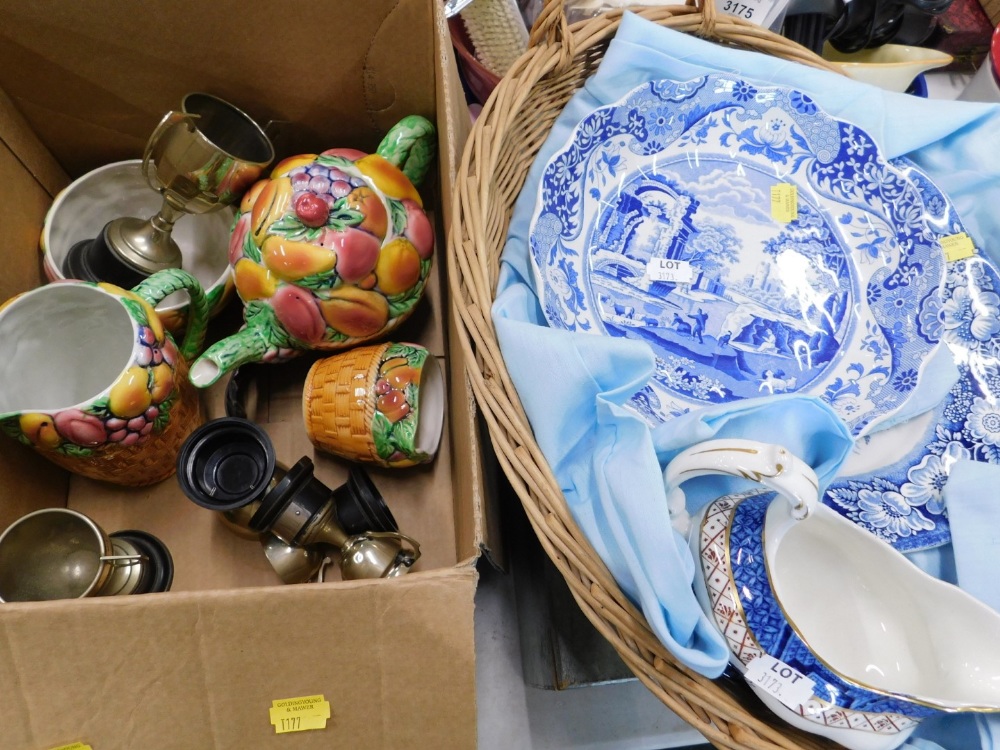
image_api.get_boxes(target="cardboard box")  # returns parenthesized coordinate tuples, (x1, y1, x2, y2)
(0, 2, 484, 747)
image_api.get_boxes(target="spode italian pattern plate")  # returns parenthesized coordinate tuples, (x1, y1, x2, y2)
(823, 158, 1000, 551)
(528, 74, 945, 436)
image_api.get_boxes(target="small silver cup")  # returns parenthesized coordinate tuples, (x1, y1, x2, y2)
(0, 509, 172, 602)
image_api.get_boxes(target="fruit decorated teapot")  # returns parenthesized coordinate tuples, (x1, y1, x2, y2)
(188, 116, 436, 387)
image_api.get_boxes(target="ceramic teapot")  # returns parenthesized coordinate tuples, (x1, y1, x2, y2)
(665, 439, 1000, 750)
(188, 116, 437, 388)
(0, 269, 207, 486)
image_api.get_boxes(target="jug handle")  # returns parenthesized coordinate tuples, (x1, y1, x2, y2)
(131, 269, 209, 362)
(375, 115, 437, 188)
(664, 439, 818, 523)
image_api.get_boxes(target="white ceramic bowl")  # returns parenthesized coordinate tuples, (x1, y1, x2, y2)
(41, 160, 235, 329)
(823, 43, 953, 93)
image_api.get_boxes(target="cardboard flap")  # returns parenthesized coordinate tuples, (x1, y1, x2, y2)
(0, 567, 478, 750)
(0, 8, 489, 748)
(0, 88, 69, 198)
(0, 88, 73, 518)
(0, 0, 438, 176)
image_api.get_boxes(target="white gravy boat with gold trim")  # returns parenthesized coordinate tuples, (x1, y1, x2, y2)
(666, 439, 1000, 750)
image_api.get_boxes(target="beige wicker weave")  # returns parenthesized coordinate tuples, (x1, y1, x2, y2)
(303, 343, 388, 464)
(448, 2, 847, 748)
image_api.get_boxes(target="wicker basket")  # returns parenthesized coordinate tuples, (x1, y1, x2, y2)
(448, 2, 848, 748)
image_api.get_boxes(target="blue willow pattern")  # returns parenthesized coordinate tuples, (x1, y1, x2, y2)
(727, 492, 939, 720)
(530, 74, 943, 437)
(825, 158, 1000, 550)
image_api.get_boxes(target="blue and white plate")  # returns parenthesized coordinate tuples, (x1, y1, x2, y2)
(528, 75, 945, 435)
(824, 158, 1000, 551)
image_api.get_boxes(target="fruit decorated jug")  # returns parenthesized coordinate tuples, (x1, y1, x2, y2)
(188, 116, 436, 388)
(0, 269, 208, 486)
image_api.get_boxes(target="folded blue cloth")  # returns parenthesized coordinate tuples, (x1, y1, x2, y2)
(492, 11, 1000, 748)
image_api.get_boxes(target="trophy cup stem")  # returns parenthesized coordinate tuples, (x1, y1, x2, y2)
(104, 197, 184, 276)
(298, 503, 349, 549)
(150, 198, 185, 235)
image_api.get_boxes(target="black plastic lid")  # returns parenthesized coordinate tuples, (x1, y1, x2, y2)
(248, 457, 332, 534)
(110, 530, 174, 594)
(333, 466, 397, 535)
(63, 223, 149, 288)
(176, 417, 276, 512)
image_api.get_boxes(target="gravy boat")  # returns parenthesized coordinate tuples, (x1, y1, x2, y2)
(822, 43, 953, 93)
(666, 439, 1000, 750)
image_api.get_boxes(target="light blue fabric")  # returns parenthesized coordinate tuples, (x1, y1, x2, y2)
(495, 269, 854, 673)
(944, 460, 1000, 611)
(944, 461, 1000, 750)
(491, 11, 1000, 748)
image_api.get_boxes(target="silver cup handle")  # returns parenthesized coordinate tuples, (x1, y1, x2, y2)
(99, 553, 148, 566)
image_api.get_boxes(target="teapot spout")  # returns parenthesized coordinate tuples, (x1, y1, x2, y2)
(189, 324, 296, 389)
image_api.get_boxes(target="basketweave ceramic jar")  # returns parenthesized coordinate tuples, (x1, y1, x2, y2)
(188, 116, 437, 388)
(303, 342, 444, 468)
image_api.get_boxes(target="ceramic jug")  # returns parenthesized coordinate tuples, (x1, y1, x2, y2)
(0, 269, 208, 486)
(665, 439, 1000, 750)
(188, 115, 437, 388)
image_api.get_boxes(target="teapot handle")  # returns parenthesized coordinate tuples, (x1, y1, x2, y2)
(131, 269, 209, 362)
(376, 115, 437, 187)
(664, 439, 818, 524)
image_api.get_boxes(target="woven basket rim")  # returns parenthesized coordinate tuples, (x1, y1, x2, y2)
(448, 3, 846, 749)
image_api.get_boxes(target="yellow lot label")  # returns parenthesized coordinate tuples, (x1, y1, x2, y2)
(941, 232, 976, 262)
(269, 695, 331, 734)
(770, 183, 798, 223)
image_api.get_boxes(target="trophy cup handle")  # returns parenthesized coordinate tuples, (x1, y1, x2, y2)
(142, 110, 197, 192)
